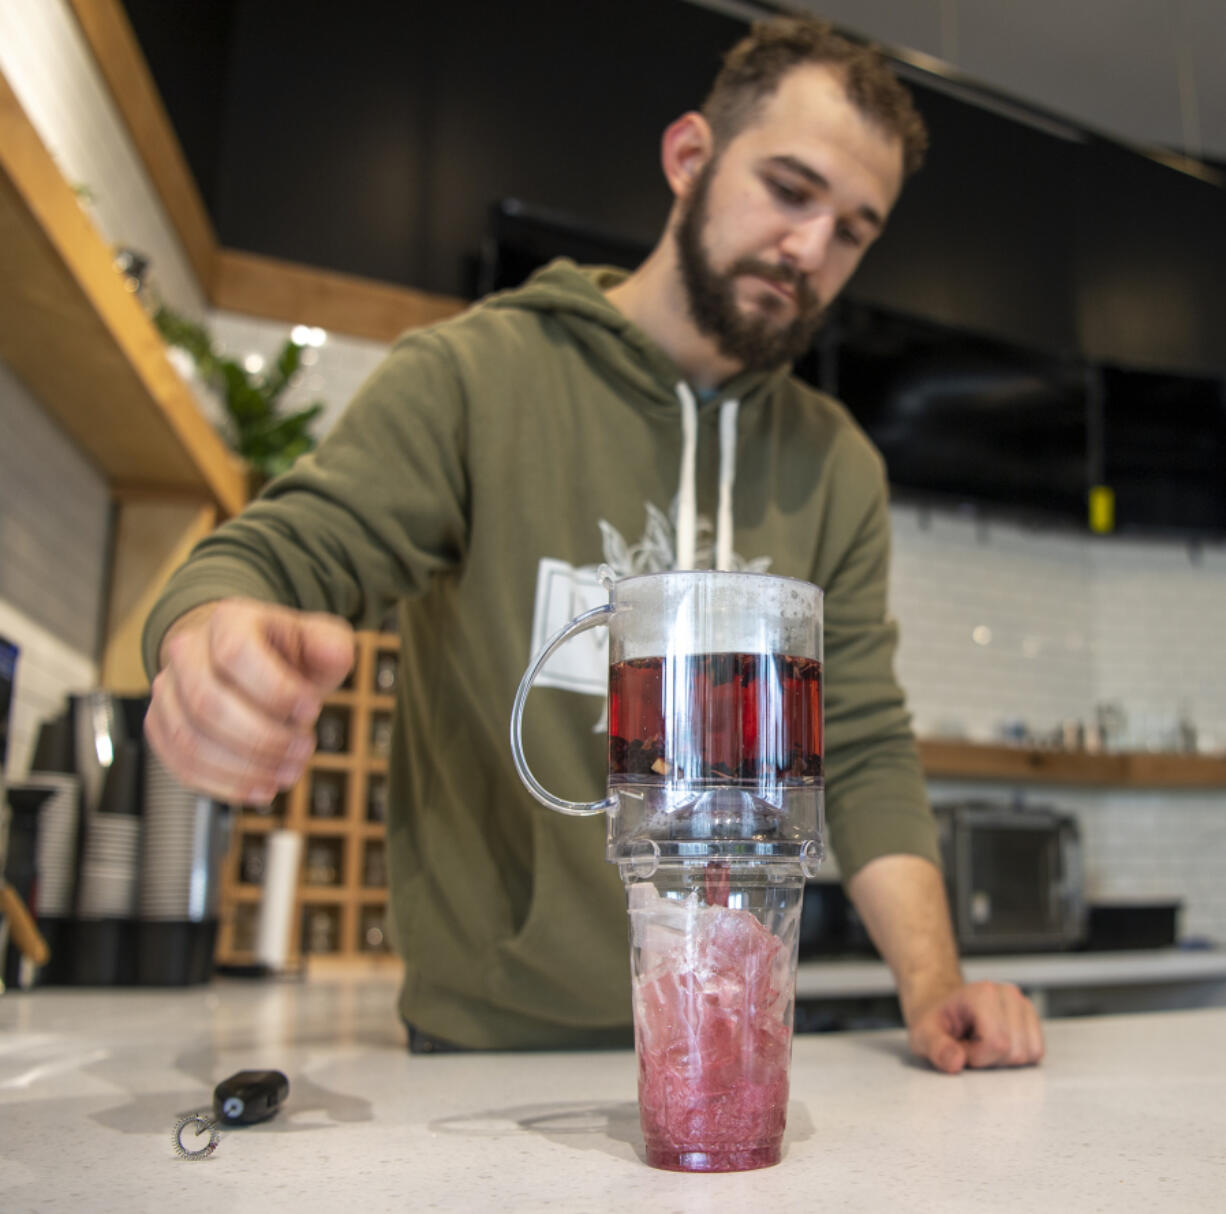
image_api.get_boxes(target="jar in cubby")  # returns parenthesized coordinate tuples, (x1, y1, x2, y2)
(309, 770, 346, 819)
(303, 837, 344, 886)
(316, 706, 350, 753)
(363, 839, 387, 887)
(366, 775, 388, 823)
(370, 711, 393, 758)
(231, 902, 259, 954)
(303, 906, 340, 955)
(239, 834, 267, 885)
(360, 905, 390, 952)
(375, 650, 399, 694)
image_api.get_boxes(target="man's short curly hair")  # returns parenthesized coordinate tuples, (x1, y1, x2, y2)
(701, 17, 929, 178)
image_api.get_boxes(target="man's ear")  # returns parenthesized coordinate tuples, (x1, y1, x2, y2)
(661, 112, 714, 200)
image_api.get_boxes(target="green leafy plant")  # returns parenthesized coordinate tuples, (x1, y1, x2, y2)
(153, 305, 326, 482)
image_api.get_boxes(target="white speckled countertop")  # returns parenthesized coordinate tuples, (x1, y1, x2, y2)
(1, 974, 1223, 1212)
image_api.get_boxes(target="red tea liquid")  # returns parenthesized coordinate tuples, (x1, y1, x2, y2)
(608, 652, 822, 785)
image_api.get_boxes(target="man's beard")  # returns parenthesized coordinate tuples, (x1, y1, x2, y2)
(675, 160, 827, 372)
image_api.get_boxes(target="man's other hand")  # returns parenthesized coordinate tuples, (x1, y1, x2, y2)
(908, 980, 1045, 1074)
(145, 598, 355, 805)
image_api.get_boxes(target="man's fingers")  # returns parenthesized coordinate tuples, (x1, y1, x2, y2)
(147, 598, 355, 806)
(927, 1033, 967, 1075)
(909, 982, 1046, 1073)
(960, 983, 1043, 1069)
(199, 602, 335, 725)
(908, 1010, 968, 1075)
(166, 647, 316, 772)
(259, 607, 355, 696)
(1003, 984, 1035, 1065)
(1026, 996, 1046, 1063)
(146, 672, 291, 804)
(294, 612, 356, 690)
(1014, 983, 1045, 1064)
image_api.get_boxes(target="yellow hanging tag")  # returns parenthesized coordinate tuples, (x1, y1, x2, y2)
(1088, 485, 1115, 534)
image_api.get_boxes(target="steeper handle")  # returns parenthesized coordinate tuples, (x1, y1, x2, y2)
(510, 603, 617, 817)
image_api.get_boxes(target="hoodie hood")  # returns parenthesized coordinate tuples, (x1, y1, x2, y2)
(482, 258, 789, 414)
(483, 258, 790, 569)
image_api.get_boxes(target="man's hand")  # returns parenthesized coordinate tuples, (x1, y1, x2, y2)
(846, 853, 1045, 1074)
(907, 980, 1044, 1074)
(145, 598, 355, 804)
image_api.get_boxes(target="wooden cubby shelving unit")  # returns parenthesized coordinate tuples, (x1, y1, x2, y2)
(214, 631, 402, 971)
(211, 661, 1226, 971)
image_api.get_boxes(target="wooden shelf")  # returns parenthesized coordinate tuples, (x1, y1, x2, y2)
(305, 953, 402, 978)
(232, 812, 283, 830)
(298, 817, 358, 835)
(298, 888, 349, 905)
(918, 739, 1226, 789)
(309, 752, 355, 772)
(0, 68, 247, 514)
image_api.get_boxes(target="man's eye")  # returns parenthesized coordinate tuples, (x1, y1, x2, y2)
(768, 179, 806, 206)
(836, 223, 864, 249)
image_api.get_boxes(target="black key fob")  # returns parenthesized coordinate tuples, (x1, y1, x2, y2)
(212, 1069, 290, 1126)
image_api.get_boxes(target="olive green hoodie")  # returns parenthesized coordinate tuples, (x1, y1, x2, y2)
(143, 259, 936, 1048)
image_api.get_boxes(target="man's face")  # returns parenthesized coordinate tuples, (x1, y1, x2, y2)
(674, 65, 904, 373)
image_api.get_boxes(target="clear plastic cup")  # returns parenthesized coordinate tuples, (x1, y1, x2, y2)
(625, 862, 804, 1172)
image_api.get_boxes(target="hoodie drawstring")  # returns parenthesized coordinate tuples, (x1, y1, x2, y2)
(674, 382, 699, 570)
(716, 397, 740, 572)
(673, 383, 739, 571)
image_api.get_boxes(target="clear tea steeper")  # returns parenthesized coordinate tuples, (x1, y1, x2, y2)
(510, 568, 825, 875)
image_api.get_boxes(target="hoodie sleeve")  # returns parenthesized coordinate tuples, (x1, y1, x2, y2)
(141, 329, 470, 678)
(815, 440, 940, 881)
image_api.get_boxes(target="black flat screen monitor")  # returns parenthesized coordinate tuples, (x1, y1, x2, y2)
(823, 301, 1089, 524)
(477, 199, 650, 296)
(1100, 366, 1226, 535)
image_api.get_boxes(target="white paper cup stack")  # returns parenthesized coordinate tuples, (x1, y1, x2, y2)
(26, 772, 80, 917)
(140, 752, 227, 922)
(76, 810, 141, 919)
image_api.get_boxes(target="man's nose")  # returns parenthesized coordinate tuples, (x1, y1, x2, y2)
(779, 213, 836, 273)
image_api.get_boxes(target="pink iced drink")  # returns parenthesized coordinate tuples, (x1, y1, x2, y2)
(631, 885, 794, 1172)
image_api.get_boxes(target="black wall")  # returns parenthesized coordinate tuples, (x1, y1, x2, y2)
(124, 0, 1223, 372)
(126, 0, 743, 293)
(122, 0, 1225, 535)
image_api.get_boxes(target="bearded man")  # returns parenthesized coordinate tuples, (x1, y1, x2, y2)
(144, 16, 1043, 1070)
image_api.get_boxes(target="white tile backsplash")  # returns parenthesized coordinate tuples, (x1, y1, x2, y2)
(0, 360, 110, 659)
(0, 361, 106, 782)
(902, 505, 1226, 945)
(890, 508, 1097, 742)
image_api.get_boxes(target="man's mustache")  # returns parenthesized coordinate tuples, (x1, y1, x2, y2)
(728, 259, 821, 313)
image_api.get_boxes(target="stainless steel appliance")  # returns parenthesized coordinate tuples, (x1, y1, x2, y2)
(934, 801, 1085, 953)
